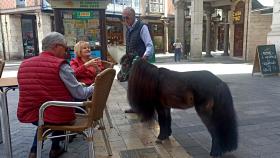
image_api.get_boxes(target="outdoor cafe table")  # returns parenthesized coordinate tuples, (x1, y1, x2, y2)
(0, 77, 18, 158)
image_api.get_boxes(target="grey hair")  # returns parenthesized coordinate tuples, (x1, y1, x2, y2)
(123, 7, 135, 18)
(42, 32, 66, 51)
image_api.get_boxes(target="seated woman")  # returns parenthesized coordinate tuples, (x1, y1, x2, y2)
(70, 41, 104, 86)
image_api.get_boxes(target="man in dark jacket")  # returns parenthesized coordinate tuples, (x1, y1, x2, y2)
(122, 7, 154, 59)
(121, 7, 154, 113)
(117, 7, 154, 82)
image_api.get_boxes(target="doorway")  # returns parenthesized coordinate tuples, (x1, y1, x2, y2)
(21, 15, 38, 58)
(233, 24, 244, 57)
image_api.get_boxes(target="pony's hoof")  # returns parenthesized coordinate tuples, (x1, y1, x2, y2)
(157, 134, 169, 140)
(210, 150, 223, 158)
(155, 139, 163, 144)
(155, 138, 169, 144)
(156, 135, 170, 144)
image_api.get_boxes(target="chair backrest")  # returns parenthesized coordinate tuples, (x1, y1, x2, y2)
(87, 68, 116, 124)
(101, 60, 114, 69)
(0, 59, 5, 78)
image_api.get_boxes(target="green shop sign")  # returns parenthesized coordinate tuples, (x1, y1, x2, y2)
(73, 11, 95, 19)
(48, 0, 110, 9)
(80, 1, 99, 8)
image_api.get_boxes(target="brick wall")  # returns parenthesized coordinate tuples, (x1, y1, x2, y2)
(0, 0, 39, 10)
(246, 13, 272, 61)
(26, 0, 38, 7)
(0, 1, 16, 9)
(167, 0, 175, 16)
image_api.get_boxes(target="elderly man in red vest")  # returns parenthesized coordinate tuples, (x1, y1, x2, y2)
(17, 32, 94, 158)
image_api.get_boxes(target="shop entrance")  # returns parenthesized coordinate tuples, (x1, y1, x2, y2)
(149, 23, 164, 53)
(233, 24, 244, 57)
(217, 25, 224, 51)
(21, 15, 38, 58)
(232, 1, 245, 57)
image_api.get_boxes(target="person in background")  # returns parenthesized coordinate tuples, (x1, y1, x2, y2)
(70, 41, 104, 86)
(121, 7, 154, 113)
(17, 32, 94, 158)
(173, 38, 183, 62)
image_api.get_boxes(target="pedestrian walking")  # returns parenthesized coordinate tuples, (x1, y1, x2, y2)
(173, 39, 183, 62)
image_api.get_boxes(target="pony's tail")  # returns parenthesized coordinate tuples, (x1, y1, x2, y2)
(212, 82, 238, 155)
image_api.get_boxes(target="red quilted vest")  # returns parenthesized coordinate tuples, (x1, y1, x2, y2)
(17, 52, 75, 123)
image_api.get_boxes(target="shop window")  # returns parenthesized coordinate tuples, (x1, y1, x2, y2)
(115, 0, 131, 5)
(147, 0, 163, 13)
(149, 23, 164, 52)
(106, 20, 124, 45)
(16, 0, 25, 8)
(150, 23, 164, 36)
(107, 0, 140, 14)
(61, 10, 101, 50)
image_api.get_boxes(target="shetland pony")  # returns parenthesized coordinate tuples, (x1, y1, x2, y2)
(127, 59, 238, 157)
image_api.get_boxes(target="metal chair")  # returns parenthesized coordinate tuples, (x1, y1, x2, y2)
(0, 59, 5, 92)
(36, 68, 116, 158)
(0, 59, 5, 78)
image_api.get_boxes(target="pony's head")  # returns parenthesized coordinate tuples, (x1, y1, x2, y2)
(127, 59, 159, 120)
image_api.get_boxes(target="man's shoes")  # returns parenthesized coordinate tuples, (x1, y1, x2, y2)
(49, 147, 65, 158)
(28, 152, 36, 158)
(124, 108, 136, 113)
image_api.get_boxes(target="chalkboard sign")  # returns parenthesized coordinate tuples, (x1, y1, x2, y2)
(252, 44, 279, 76)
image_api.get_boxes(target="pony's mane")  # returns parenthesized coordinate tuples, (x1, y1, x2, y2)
(127, 59, 159, 120)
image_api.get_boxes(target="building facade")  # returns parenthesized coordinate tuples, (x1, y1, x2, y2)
(0, 0, 53, 60)
(173, 0, 273, 62)
(0, 0, 175, 60)
(267, 0, 280, 64)
(229, 0, 273, 61)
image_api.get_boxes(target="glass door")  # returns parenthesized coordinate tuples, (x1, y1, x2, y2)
(21, 15, 38, 58)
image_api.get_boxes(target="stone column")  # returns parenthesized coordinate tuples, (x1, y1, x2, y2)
(204, 6, 213, 57)
(36, 12, 52, 52)
(0, 15, 6, 60)
(212, 21, 218, 51)
(6, 15, 23, 59)
(267, 0, 280, 62)
(163, 0, 169, 53)
(222, 7, 230, 56)
(190, 0, 203, 61)
(174, 0, 185, 47)
(163, 20, 169, 53)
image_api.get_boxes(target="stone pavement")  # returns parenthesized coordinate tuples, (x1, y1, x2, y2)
(0, 59, 191, 158)
(155, 53, 280, 158)
(1, 52, 280, 158)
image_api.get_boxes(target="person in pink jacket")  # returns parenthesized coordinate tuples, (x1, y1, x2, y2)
(70, 41, 104, 86)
